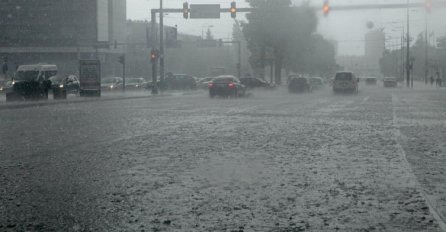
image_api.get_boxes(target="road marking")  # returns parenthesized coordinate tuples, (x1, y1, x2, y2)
(392, 94, 446, 232)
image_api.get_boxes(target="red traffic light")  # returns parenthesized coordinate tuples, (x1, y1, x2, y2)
(150, 49, 158, 63)
(183, 2, 189, 19)
(323, 0, 330, 16)
(230, 1, 237, 18)
(425, 0, 432, 12)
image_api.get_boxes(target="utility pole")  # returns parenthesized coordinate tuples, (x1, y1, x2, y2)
(151, 10, 158, 94)
(406, 0, 411, 88)
(159, 0, 165, 90)
(424, 9, 429, 85)
(237, 41, 241, 79)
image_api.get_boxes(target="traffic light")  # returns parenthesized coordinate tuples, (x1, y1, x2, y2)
(323, 0, 330, 16)
(230, 1, 237, 18)
(118, 55, 125, 65)
(183, 2, 189, 19)
(425, 0, 432, 12)
(150, 49, 158, 63)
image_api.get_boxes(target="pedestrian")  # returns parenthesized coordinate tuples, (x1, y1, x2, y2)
(436, 76, 442, 87)
(430, 75, 435, 86)
(2, 59, 8, 80)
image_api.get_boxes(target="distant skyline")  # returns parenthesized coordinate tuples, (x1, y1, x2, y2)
(127, 0, 446, 55)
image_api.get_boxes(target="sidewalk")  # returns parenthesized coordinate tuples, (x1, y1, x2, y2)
(0, 90, 204, 111)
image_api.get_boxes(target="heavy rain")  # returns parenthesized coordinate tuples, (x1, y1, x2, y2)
(1, 0, 446, 231)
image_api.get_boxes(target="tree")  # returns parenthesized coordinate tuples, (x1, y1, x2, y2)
(438, 35, 446, 48)
(242, 0, 334, 83)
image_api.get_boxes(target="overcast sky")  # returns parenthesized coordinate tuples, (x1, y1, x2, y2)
(127, 0, 446, 56)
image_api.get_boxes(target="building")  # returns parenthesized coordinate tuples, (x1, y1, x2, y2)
(364, 29, 386, 75)
(0, 0, 126, 76)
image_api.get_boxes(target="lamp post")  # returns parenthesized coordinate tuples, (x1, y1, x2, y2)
(406, 0, 411, 88)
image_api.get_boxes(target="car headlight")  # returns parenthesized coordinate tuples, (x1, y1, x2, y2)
(110, 85, 114, 89)
(11, 81, 15, 85)
(59, 84, 64, 88)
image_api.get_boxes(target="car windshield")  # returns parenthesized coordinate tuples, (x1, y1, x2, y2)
(213, 77, 235, 83)
(49, 75, 65, 82)
(15, 71, 39, 81)
(126, 79, 141, 84)
(335, 73, 353, 81)
(102, 78, 117, 84)
(3, 1, 446, 231)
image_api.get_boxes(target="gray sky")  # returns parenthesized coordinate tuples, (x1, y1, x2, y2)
(127, 0, 446, 55)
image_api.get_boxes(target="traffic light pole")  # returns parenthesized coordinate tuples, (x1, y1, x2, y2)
(406, 0, 411, 88)
(123, 56, 126, 93)
(159, 0, 165, 89)
(151, 11, 159, 94)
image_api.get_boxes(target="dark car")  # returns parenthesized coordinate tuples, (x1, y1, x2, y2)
(5, 67, 52, 101)
(383, 77, 398, 88)
(208, 75, 246, 98)
(288, 76, 312, 93)
(332, 72, 359, 94)
(365, 77, 378, 85)
(240, 77, 274, 89)
(309, 77, 324, 90)
(165, 74, 197, 90)
(101, 77, 123, 91)
(125, 78, 146, 91)
(49, 75, 80, 99)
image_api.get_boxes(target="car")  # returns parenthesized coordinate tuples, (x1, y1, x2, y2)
(208, 75, 246, 98)
(309, 77, 324, 90)
(365, 77, 378, 86)
(125, 78, 146, 91)
(5, 64, 55, 101)
(196, 77, 215, 89)
(288, 75, 312, 93)
(383, 77, 398, 88)
(239, 77, 274, 89)
(101, 77, 123, 91)
(165, 74, 197, 90)
(49, 75, 80, 99)
(332, 71, 359, 94)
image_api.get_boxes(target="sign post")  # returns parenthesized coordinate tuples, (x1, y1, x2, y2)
(190, 4, 221, 19)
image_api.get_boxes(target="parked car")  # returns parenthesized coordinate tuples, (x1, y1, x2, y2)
(365, 77, 378, 85)
(5, 64, 55, 101)
(383, 77, 398, 88)
(332, 71, 359, 94)
(101, 77, 123, 91)
(125, 78, 146, 90)
(49, 75, 80, 99)
(240, 77, 274, 89)
(165, 74, 197, 90)
(288, 75, 312, 93)
(197, 77, 215, 89)
(309, 77, 324, 90)
(208, 75, 246, 98)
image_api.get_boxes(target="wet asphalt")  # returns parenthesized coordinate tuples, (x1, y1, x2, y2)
(0, 85, 445, 231)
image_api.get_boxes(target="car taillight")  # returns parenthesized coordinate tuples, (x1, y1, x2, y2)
(228, 83, 235, 88)
(208, 83, 213, 88)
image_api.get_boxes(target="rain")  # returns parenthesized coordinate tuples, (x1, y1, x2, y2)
(1, 0, 446, 231)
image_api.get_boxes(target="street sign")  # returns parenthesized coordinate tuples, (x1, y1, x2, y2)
(79, 60, 101, 97)
(190, 4, 220, 19)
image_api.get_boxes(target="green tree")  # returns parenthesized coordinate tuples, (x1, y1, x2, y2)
(243, 0, 334, 83)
